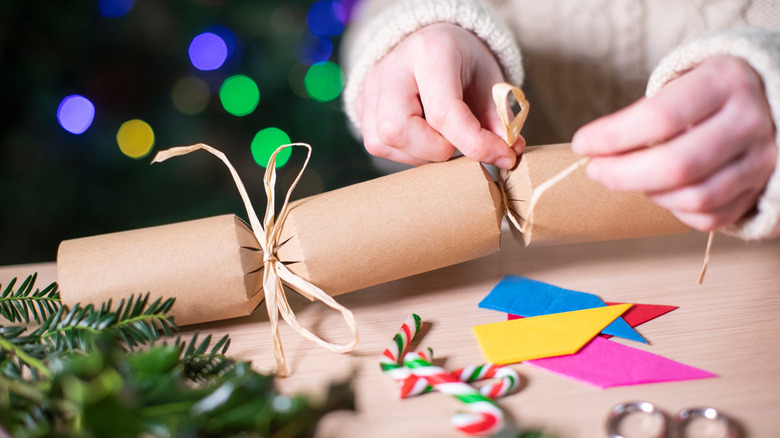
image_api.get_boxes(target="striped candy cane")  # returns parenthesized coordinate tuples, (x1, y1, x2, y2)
(380, 314, 520, 400)
(380, 314, 432, 397)
(451, 363, 519, 399)
(404, 351, 505, 436)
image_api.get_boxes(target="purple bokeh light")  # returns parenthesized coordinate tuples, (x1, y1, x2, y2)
(57, 95, 95, 134)
(188, 32, 228, 71)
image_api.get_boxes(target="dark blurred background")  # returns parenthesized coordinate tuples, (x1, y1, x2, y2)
(0, 0, 380, 265)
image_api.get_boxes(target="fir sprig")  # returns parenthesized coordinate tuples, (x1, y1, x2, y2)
(0, 273, 61, 324)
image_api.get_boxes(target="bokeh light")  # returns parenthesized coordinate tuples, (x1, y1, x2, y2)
(300, 33, 333, 65)
(172, 76, 211, 115)
(307, 0, 345, 36)
(304, 61, 344, 102)
(98, 0, 135, 17)
(219, 75, 259, 117)
(57, 95, 95, 134)
(205, 25, 239, 61)
(251, 127, 291, 168)
(117, 119, 155, 159)
(188, 32, 228, 71)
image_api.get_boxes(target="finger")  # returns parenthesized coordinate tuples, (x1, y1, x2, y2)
(361, 73, 430, 166)
(585, 98, 763, 193)
(672, 188, 762, 231)
(374, 68, 456, 163)
(572, 63, 729, 156)
(416, 61, 516, 168)
(648, 141, 776, 214)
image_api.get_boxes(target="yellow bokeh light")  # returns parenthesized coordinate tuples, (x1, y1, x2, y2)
(117, 119, 155, 159)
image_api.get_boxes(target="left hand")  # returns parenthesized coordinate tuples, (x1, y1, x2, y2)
(572, 55, 777, 231)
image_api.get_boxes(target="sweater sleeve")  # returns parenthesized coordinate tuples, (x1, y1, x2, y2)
(340, 0, 523, 133)
(647, 26, 780, 241)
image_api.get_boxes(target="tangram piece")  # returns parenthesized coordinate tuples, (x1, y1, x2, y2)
(508, 302, 679, 340)
(472, 304, 631, 365)
(525, 336, 717, 389)
(599, 302, 679, 339)
(480, 275, 645, 343)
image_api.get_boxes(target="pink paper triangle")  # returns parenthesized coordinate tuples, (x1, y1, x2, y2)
(525, 337, 716, 389)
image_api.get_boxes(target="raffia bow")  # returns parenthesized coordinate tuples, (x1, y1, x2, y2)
(153, 143, 358, 376)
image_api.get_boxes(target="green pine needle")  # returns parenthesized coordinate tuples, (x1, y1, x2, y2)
(0, 274, 61, 324)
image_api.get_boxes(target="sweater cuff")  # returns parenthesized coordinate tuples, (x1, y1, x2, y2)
(342, 0, 523, 132)
(647, 26, 780, 240)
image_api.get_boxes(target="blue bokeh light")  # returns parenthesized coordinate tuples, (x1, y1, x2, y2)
(57, 95, 95, 135)
(307, 0, 345, 36)
(98, 0, 135, 17)
(204, 25, 239, 60)
(300, 34, 333, 65)
(188, 32, 228, 71)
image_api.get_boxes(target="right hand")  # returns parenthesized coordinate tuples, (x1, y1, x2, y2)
(356, 23, 524, 169)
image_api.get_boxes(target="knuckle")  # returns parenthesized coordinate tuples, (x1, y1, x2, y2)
(644, 100, 679, 135)
(375, 118, 406, 147)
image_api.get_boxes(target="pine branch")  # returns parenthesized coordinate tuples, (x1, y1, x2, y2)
(0, 274, 61, 324)
(31, 293, 178, 354)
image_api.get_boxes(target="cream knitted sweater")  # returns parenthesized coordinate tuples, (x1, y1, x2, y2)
(341, 0, 780, 240)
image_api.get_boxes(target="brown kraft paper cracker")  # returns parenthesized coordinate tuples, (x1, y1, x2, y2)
(57, 214, 263, 326)
(276, 155, 504, 298)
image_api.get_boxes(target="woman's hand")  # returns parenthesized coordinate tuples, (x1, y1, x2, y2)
(572, 55, 777, 231)
(356, 23, 524, 169)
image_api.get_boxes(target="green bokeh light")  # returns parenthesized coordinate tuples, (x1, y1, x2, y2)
(219, 74, 260, 116)
(304, 61, 344, 102)
(251, 127, 291, 168)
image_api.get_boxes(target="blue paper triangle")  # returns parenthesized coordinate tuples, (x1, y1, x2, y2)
(479, 275, 646, 343)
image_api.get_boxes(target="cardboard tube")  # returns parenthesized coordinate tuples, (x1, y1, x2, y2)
(57, 215, 263, 326)
(504, 143, 690, 246)
(276, 156, 503, 297)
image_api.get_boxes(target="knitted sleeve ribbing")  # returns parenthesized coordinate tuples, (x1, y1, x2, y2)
(647, 26, 780, 241)
(341, 0, 523, 132)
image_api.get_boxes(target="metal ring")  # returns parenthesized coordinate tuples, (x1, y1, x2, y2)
(671, 407, 739, 438)
(606, 401, 667, 438)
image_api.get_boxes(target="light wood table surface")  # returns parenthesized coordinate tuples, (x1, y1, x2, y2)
(2, 229, 779, 437)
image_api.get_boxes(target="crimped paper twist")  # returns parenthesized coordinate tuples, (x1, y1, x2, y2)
(152, 143, 358, 376)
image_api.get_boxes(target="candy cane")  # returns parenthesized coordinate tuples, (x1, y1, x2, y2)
(380, 314, 519, 400)
(451, 363, 519, 399)
(404, 351, 505, 436)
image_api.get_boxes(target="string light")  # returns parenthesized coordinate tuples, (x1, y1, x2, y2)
(57, 95, 95, 134)
(172, 76, 211, 115)
(219, 75, 260, 117)
(188, 32, 228, 71)
(98, 0, 135, 17)
(117, 119, 155, 159)
(251, 127, 291, 168)
(304, 61, 344, 102)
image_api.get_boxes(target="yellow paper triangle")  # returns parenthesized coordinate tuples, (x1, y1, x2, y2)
(472, 304, 632, 364)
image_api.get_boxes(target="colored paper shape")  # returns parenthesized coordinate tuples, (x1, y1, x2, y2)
(525, 336, 717, 389)
(480, 275, 646, 343)
(472, 304, 632, 364)
(508, 302, 679, 340)
(599, 302, 678, 339)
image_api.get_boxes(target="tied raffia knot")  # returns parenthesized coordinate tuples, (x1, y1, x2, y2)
(152, 143, 359, 377)
(490, 83, 713, 284)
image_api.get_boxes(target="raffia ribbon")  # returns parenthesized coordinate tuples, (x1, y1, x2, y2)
(152, 143, 358, 376)
(491, 83, 713, 284)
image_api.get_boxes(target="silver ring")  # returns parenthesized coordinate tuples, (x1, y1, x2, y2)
(606, 401, 667, 438)
(671, 407, 740, 438)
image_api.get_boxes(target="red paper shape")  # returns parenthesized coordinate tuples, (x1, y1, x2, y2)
(508, 302, 678, 340)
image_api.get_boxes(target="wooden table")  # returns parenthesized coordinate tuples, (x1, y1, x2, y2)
(2, 229, 779, 437)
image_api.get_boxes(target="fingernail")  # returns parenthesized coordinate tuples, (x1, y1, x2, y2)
(496, 157, 515, 169)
